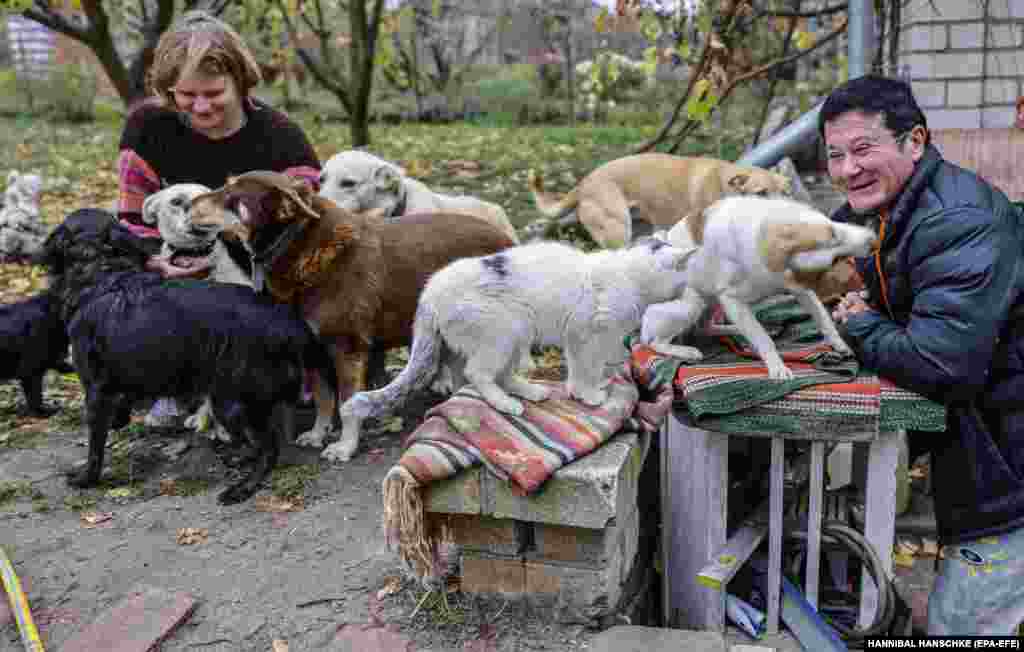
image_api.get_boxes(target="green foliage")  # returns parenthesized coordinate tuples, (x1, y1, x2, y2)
(468, 77, 539, 118)
(42, 61, 98, 122)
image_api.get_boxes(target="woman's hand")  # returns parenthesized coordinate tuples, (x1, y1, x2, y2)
(832, 290, 873, 324)
(146, 255, 213, 280)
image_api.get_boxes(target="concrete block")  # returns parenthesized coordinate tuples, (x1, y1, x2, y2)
(461, 553, 525, 597)
(531, 507, 637, 569)
(524, 558, 620, 624)
(61, 585, 195, 652)
(927, 108, 982, 130)
(910, 81, 947, 109)
(984, 78, 1019, 106)
(487, 431, 649, 529)
(423, 465, 482, 515)
(946, 81, 982, 107)
(589, 626, 727, 652)
(948, 23, 984, 49)
(900, 23, 947, 52)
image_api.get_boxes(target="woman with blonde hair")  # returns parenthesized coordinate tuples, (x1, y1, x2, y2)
(117, 10, 321, 428)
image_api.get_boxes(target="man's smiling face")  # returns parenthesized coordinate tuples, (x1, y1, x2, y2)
(824, 111, 925, 214)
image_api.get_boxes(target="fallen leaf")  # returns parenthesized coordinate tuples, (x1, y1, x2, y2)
(272, 640, 289, 652)
(909, 466, 928, 479)
(897, 539, 920, 556)
(159, 478, 177, 496)
(893, 550, 915, 568)
(380, 416, 403, 433)
(105, 486, 140, 499)
(254, 495, 304, 512)
(377, 576, 402, 600)
(80, 511, 114, 528)
(922, 538, 940, 557)
(176, 527, 208, 545)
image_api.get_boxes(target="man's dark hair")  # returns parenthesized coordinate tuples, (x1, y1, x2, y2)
(819, 75, 929, 145)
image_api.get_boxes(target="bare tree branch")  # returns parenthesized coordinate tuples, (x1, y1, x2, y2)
(752, 1, 847, 18)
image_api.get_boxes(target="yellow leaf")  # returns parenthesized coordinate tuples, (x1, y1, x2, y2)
(795, 30, 816, 50)
(893, 551, 915, 568)
(377, 576, 402, 600)
(595, 7, 608, 33)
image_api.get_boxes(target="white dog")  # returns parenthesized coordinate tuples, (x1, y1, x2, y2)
(142, 184, 251, 437)
(640, 196, 877, 380)
(142, 184, 250, 287)
(318, 150, 520, 244)
(0, 171, 46, 259)
(323, 238, 695, 462)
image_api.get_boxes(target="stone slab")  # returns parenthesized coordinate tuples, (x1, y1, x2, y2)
(488, 431, 649, 529)
(61, 584, 196, 652)
(589, 626, 726, 652)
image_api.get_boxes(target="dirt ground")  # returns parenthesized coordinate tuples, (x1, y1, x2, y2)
(0, 376, 601, 652)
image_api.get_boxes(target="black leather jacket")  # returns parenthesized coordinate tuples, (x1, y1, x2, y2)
(835, 145, 1024, 544)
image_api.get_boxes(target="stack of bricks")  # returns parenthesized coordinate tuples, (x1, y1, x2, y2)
(424, 431, 652, 626)
(898, 0, 1024, 129)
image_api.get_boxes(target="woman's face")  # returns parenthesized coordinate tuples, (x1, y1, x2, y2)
(171, 72, 244, 139)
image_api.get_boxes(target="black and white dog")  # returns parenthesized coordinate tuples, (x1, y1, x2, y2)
(0, 291, 71, 416)
(38, 209, 337, 504)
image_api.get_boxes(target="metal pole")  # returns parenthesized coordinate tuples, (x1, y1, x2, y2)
(737, 0, 874, 169)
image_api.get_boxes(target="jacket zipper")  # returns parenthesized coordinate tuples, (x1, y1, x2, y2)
(874, 208, 896, 320)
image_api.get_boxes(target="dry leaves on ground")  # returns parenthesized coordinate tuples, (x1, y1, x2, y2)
(254, 495, 305, 512)
(79, 511, 114, 529)
(272, 640, 289, 652)
(176, 527, 209, 545)
(376, 577, 402, 601)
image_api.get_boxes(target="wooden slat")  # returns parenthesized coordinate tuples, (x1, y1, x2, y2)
(697, 497, 770, 590)
(859, 429, 901, 629)
(766, 437, 785, 635)
(805, 441, 826, 609)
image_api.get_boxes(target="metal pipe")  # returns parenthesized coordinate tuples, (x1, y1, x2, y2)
(737, 0, 875, 169)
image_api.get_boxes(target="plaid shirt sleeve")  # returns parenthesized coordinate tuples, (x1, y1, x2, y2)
(117, 148, 162, 238)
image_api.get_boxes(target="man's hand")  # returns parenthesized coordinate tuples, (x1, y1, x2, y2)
(832, 290, 874, 324)
(146, 255, 213, 280)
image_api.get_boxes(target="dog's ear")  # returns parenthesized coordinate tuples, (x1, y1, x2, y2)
(759, 221, 835, 273)
(372, 165, 403, 195)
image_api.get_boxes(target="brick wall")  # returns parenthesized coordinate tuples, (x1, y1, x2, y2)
(899, 0, 1024, 129)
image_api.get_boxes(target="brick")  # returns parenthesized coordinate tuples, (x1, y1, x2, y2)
(984, 79, 1019, 105)
(990, 2, 1024, 19)
(987, 51, 1024, 78)
(927, 108, 982, 130)
(905, 0, 983, 21)
(428, 513, 521, 556)
(900, 24, 947, 52)
(946, 81, 982, 107)
(424, 466, 482, 515)
(902, 53, 984, 80)
(61, 585, 195, 652)
(987, 24, 1022, 49)
(461, 553, 524, 596)
(523, 559, 621, 623)
(948, 23, 984, 49)
(982, 106, 1017, 129)
(910, 81, 947, 109)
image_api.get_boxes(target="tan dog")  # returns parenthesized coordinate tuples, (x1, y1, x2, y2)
(190, 171, 516, 459)
(639, 196, 876, 380)
(528, 153, 792, 248)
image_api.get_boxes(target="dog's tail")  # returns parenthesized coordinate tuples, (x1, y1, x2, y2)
(527, 169, 579, 220)
(340, 301, 443, 426)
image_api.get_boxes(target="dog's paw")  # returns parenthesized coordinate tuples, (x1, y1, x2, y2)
(296, 428, 328, 448)
(321, 438, 359, 463)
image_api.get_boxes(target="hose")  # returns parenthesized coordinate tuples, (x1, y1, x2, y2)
(785, 520, 898, 645)
(0, 545, 45, 652)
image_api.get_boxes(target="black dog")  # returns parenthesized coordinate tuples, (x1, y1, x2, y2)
(38, 208, 337, 505)
(0, 291, 71, 416)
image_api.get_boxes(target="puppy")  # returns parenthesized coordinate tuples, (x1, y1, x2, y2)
(38, 209, 337, 505)
(528, 153, 792, 248)
(0, 291, 71, 416)
(142, 183, 252, 287)
(333, 238, 695, 463)
(319, 150, 520, 243)
(640, 196, 877, 380)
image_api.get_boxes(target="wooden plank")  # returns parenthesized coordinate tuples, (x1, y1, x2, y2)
(766, 437, 785, 635)
(697, 497, 770, 590)
(805, 441, 826, 609)
(859, 429, 900, 629)
(661, 411, 729, 631)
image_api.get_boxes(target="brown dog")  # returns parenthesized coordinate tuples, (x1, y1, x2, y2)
(190, 171, 516, 457)
(528, 153, 792, 248)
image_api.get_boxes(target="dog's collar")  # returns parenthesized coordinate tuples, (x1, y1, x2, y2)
(387, 187, 408, 219)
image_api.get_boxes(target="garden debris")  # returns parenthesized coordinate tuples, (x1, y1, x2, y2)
(272, 640, 289, 652)
(463, 623, 499, 652)
(893, 541, 916, 568)
(447, 160, 483, 178)
(159, 478, 177, 496)
(176, 527, 208, 545)
(254, 495, 304, 513)
(376, 577, 402, 601)
(80, 511, 114, 528)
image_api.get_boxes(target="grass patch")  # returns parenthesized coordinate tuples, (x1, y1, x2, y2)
(169, 478, 210, 497)
(63, 493, 97, 512)
(0, 481, 34, 508)
(271, 463, 321, 500)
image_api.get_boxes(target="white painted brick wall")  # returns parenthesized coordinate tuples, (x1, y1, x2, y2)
(949, 23, 985, 49)
(947, 80, 983, 107)
(900, 24, 947, 52)
(985, 78, 1020, 105)
(982, 106, 1016, 128)
(912, 81, 947, 108)
(905, 0, 985, 22)
(990, 1, 1024, 20)
(986, 50, 1024, 77)
(904, 52, 984, 79)
(986, 23, 1022, 49)
(927, 108, 982, 130)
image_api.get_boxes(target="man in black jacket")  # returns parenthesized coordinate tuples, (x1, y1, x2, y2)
(824, 75, 1024, 635)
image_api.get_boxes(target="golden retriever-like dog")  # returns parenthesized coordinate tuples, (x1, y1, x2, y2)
(528, 153, 792, 248)
(190, 171, 516, 460)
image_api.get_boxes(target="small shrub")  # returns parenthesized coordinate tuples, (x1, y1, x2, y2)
(469, 77, 538, 119)
(41, 62, 98, 122)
